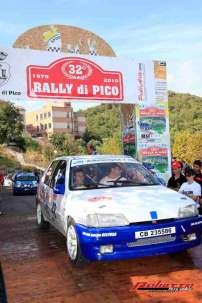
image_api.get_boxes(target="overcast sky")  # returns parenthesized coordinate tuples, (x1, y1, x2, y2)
(1, 0, 202, 111)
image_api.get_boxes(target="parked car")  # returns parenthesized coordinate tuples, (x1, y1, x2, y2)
(36, 155, 202, 265)
(13, 172, 38, 195)
(3, 175, 13, 187)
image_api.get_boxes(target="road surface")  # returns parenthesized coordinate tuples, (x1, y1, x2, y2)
(0, 188, 202, 303)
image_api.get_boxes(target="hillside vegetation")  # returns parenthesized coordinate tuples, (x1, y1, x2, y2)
(0, 91, 201, 165)
(168, 91, 202, 139)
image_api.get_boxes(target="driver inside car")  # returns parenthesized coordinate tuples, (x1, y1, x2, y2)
(74, 169, 87, 189)
(99, 163, 126, 185)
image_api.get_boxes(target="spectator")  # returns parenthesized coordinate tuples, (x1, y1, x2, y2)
(179, 168, 201, 202)
(33, 169, 40, 183)
(87, 143, 97, 155)
(180, 159, 190, 174)
(193, 160, 202, 214)
(0, 172, 5, 215)
(0, 172, 4, 192)
(167, 161, 186, 191)
(193, 160, 202, 188)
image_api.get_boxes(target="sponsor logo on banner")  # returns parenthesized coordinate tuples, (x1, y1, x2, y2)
(27, 57, 123, 101)
(140, 147, 168, 157)
(140, 107, 166, 117)
(0, 51, 10, 88)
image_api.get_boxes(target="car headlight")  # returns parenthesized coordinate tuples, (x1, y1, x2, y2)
(86, 213, 129, 227)
(178, 204, 199, 218)
(16, 183, 21, 187)
(33, 181, 38, 186)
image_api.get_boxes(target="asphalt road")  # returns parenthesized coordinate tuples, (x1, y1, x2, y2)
(0, 188, 202, 303)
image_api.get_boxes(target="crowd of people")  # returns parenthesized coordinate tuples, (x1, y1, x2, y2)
(167, 159, 202, 211)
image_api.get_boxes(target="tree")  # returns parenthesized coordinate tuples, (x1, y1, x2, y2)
(81, 104, 122, 139)
(0, 102, 24, 144)
(82, 128, 102, 144)
(99, 132, 123, 155)
(50, 133, 86, 156)
(172, 131, 202, 164)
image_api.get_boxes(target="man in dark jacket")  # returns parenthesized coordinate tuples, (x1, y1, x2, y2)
(167, 161, 186, 191)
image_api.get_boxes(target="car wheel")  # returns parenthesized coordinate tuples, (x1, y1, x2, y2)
(36, 203, 49, 229)
(66, 219, 86, 265)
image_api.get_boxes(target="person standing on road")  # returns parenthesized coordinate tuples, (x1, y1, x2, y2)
(193, 160, 202, 188)
(0, 172, 4, 215)
(193, 160, 202, 213)
(0, 172, 4, 192)
(179, 168, 201, 203)
(87, 143, 98, 155)
(167, 162, 186, 191)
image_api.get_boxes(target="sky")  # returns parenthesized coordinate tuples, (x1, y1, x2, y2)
(1, 0, 202, 111)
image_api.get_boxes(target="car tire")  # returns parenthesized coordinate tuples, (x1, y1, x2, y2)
(66, 219, 86, 266)
(36, 203, 49, 229)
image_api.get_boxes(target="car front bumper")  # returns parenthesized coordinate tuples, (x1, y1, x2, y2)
(75, 216, 202, 261)
(13, 187, 37, 194)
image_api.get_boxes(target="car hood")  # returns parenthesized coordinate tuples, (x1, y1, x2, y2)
(70, 185, 196, 223)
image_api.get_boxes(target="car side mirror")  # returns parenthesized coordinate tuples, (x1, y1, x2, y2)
(53, 184, 65, 195)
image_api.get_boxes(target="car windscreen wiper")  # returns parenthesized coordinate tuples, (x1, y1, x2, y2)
(106, 180, 159, 186)
(85, 175, 117, 188)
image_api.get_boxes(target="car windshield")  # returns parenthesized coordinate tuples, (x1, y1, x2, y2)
(16, 175, 37, 181)
(70, 161, 160, 190)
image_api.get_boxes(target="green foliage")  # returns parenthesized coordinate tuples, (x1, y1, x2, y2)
(43, 145, 55, 161)
(168, 91, 202, 142)
(24, 136, 41, 152)
(50, 133, 86, 156)
(82, 104, 121, 139)
(99, 132, 123, 155)
(0, 102, 24, 145)
(82, 128, 102, 143)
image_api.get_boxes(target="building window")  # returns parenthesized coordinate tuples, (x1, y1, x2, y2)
(48, 112, 51, 117)
(40, 124, 43, 130)
(36, 114, 38, 121)
(44, 124, 47, 130)
(40, 114, 43, 120)
(44, 113, 47, 119)
(67, 124, 70, 128)
(48, 123, 52, 129)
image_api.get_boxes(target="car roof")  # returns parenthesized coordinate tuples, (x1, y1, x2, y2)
(53, 155, 139, 163)
(16, 172, 35, 176)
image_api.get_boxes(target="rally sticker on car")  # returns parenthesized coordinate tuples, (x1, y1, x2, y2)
(135, 227, 176, 239)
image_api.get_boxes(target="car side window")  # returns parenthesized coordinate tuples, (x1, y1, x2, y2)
(50, 160, 67, 189)
(44, 161, 59, 186)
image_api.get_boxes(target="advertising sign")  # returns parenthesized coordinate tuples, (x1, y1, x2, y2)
(0, 46, 156, 104)
(120, 60, 171, 182)
(27, 57, 123, 100)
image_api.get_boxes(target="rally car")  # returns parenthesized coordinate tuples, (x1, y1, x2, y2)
(13, 172, 38, 195)
(36, 155, 202, 264)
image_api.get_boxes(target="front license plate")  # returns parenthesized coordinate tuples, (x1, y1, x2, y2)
(135, 227, 176, 239)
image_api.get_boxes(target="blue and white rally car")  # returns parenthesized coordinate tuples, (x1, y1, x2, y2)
(36, 155, 202, 264)
(13, 172, 38, 195)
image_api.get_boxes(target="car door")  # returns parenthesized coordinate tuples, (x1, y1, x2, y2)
(48, 160, 67, 234)
(39, 160, 59, 221)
